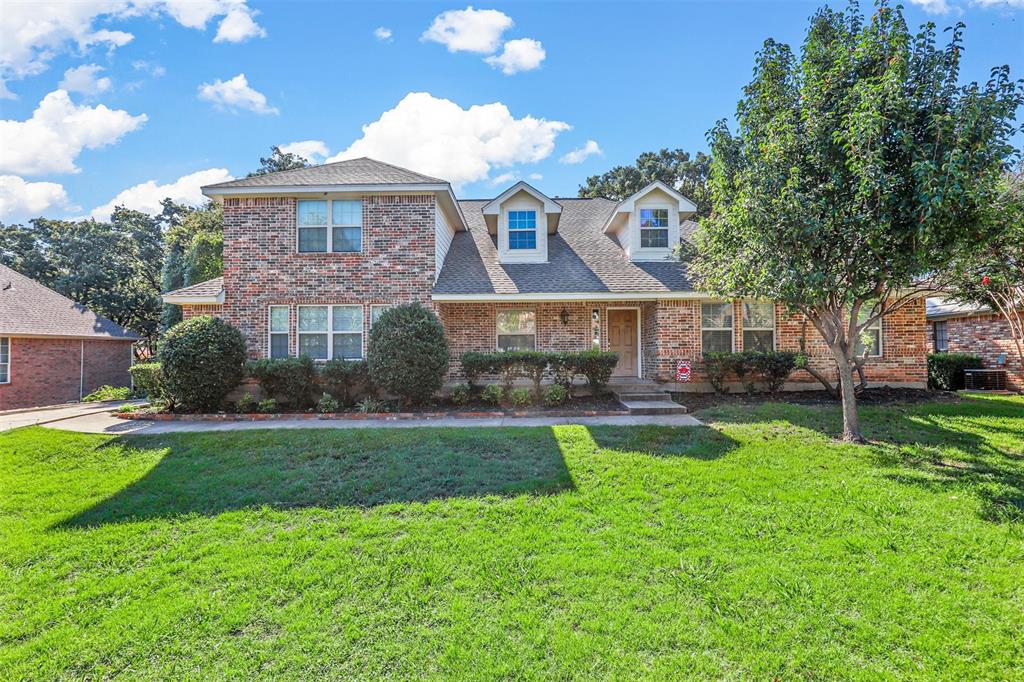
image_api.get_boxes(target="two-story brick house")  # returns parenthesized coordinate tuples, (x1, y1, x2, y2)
(163, 157, 927, 391)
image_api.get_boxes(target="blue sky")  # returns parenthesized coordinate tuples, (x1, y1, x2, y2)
(0, 1, 1021, 223)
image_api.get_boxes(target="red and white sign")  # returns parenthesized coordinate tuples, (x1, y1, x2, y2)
(676, 359, 692, 382)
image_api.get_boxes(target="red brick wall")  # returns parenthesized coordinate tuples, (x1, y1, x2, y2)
(0, 337, 134, 410)
(217, 194, 437, 358)
(927, 314, 1023, 391)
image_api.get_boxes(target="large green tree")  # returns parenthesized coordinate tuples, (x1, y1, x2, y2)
(578, 149, 711, 217)
(694, 1, 1022, 442)
(161, 200, 224, 329)
(247, 146, 310, 177)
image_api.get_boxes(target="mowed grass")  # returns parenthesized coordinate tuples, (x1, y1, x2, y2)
(1, 396, 1022, 680)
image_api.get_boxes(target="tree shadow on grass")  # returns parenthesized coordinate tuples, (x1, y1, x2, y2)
(582, 424, 737, 461)
(61, 427, 580, 527)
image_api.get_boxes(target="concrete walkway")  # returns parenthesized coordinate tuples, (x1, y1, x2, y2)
(43, 409, 702, 435)
(0, 400, 145, 432)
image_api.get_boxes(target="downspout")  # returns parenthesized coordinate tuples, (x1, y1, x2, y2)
(80, 339, 85, 401)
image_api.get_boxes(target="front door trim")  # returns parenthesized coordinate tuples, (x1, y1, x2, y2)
(607, 306, 641, 378)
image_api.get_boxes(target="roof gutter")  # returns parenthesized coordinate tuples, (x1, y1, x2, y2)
(163, 291, 225, 305)
(432, 291, 713, 302)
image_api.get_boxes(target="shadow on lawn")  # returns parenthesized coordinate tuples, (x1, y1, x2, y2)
(62, 426, 582, 527)
(702, 396, 1024, 524)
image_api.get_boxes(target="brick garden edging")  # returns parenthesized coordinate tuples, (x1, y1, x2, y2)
(115, 408, 630, 422)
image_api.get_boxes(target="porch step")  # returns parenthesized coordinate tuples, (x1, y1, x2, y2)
(614, 390, 672, 402)
(618, 399, 688, 415)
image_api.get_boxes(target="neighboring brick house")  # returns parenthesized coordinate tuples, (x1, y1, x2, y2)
(163, 157, 927, 392)
(0, 265, 138, 410)
(926, 297, 1023, 391)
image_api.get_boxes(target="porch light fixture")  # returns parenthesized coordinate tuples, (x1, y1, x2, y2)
(559, 308, 570, 325)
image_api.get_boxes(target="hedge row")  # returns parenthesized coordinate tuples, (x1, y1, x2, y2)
(703, 350, 798, 395)
(927, 353, 984, 391)
(248, 357, 373, 408)
(461, 349, 619, 396)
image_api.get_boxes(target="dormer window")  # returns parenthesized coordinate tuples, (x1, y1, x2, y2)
(508, 210, 537, 250)
(639, 208, 669, 248)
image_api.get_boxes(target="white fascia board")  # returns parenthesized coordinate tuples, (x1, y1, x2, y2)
(202, 183, 454, 197)
(433, 291, 710, 302)
(482, 181, 562, 216)
(162, 292, 224, 305)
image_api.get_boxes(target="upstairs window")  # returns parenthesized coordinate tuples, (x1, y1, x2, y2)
(742, 302, 775, 351)
(639, 208, 669, 248)
(508, 210, 537, 250)
(855, 309, 883, 357)
(268, 306, 290, 358)
(497, 309, 536, 350)
(701, 302, 734, 354)
(297, 305, 363, 360)
(297, 199, 362, 253)
(0, 337, 8, 384)
(933, 321, 948, 352)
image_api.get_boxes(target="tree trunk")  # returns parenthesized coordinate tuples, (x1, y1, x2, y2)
(831, 347, 866, 443)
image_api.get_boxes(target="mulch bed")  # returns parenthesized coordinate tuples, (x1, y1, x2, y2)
(673, 386, 961, 413)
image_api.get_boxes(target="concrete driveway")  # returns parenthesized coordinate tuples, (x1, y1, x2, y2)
(0, 401, 145, 432)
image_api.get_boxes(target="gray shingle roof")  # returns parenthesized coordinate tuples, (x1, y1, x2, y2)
(926, 297, 990, 320)
(434, 199, 696, 295)
(165, 277, 224, 299)
(0, 265, 139, 339)
(204, 157, 446, 190)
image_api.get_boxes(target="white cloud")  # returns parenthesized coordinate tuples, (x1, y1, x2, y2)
(214, 5, 267, 43)
(197, 73, 278, 115)
(132, 60, 166, 77)
(422, 6, 513, 53)
(90, 167, 232, 220)
(0, 1, 264, 97)
(485, 38, 545, 74)
(279, 140, 330, 163)
(0, 89, 147, 176)
(909, 0, 953, 12)
(374, 26, 393, 41)
(326, 92, 570, 188)
(58, 64, 112, 95)
(0, 175, 73, 220)
(972, 0, 1024, 6)
(528, 173, 543, 181)
(490, 171, 517, 185)
(559, 140, 602, 165)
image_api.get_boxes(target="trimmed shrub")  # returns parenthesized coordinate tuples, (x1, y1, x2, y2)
(748, 351, 797, 395)
(368, 303, 449, 406)
(159, 316, 246, 412)
(236, 392, 256, 414)
(481, 384, 503, 405)
(548, 352, 578, 390)
(257, 398, 278, 413)
(928, 353, 984, 391)
(247, 356, 317, 408)
(491, 351, 524, 391)
(703, 352, 735, 394)
(576, 349, 619, 393)
(320, 359, 371, 405)
(449, 383, 471, 406)
(544, 384, 569, 406)
(509, 387, 532, 408)
(129, 362, 164, 401)
(317, 392, 340, 413)
(516, 350, 549, 399)
(83, 385, 131, 402)
(460, 351, 494, 390)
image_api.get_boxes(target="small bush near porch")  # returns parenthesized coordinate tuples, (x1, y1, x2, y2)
(2, 395, 1022, 679)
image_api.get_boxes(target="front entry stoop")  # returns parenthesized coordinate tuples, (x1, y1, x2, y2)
(610, 381, 688, 415)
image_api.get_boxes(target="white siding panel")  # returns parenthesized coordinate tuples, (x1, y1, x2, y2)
(435, 206, 456, 282)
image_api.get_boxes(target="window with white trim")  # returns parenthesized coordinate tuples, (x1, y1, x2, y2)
(297, 199, 362, 253)
(370, 304, 392, 327)
(639, 208, 669, 248)
(268, 306, 289, 358)
(742, 302, 775, 351)
(701, 302, 734, 354)
(507, 210, 537, 250)
(856, 310, 882, 357)
(297, 305, 363, 360)
(0, 337, 8, 384)
(496, 309, 536, 350)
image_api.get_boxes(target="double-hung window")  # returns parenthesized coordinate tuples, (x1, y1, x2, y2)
(0, 337, 8, 384)
(496, 309, 536, 350)
(508, 210, 537, 250)
(297, 199, 362, 253)
(742, 302, 775, 351)
(855, 309, 883, 357)
(297, 305, 363, 360)
(639, 208, 669, 248)
(268, 306, 290, 358)
(370, 304, 392, 328)
(701, 302, 734, 354)
(933, 321, 948, 352)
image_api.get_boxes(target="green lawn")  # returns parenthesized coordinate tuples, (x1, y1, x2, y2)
(1, 396, 1022, 680)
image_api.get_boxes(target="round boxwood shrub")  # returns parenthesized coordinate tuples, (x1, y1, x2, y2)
(159, 316, 246, 412)
(367, 302, 449, 406)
